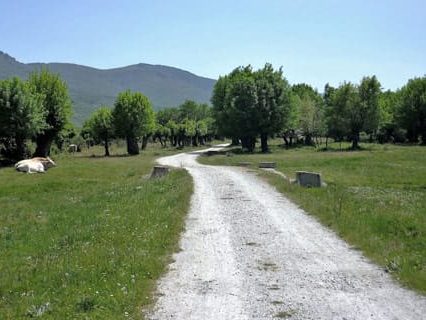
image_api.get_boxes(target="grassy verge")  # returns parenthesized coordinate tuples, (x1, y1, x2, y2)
(199, 141, 426, 294)
(0, 144, 194, 319)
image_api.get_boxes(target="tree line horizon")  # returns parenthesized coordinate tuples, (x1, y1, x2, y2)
(0, 64, 425, 161)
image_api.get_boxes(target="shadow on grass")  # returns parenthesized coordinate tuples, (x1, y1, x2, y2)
(0, 159, 15, 169)
(78, 153, 132, 159)
(317, 146, 367, 152)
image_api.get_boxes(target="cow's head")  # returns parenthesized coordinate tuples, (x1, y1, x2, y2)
(42, 157, 56, 169)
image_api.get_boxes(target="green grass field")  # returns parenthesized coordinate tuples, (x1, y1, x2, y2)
(0, 144, 195, 319)
(199, 141, 426, 294)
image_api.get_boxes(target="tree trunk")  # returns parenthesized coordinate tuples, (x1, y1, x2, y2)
(126, 136, 139, 155)
(231, 137, 240, 146)
(325, 136, 329, 149)
(178, 136, 184, 147)
(241, 136, 255, 152)
(141, 135, 149, 150)
(260, 133, 269, 153)
(241, 137, 248, 151)
(33, 132, 56, 157)
(351, 132, 360, 150)
(282, 135, 289, 148)
(305, 134, 313, 146)
(56, 137, 64, 151)
(289, 130, 294, 146)
(249, 137, 255, 152)
(407, 127, 418, 143)
(192, 135, 198, 147)
(104, 137, 110, 156)
(421, 129, 426, 145)
(419, 120, 426, 145)
(15, 136, 28, 160)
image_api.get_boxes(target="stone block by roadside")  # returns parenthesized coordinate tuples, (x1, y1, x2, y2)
(150, 166, 170, 179)
(295, 171, 323, 187)
(259, 162, 276, 168)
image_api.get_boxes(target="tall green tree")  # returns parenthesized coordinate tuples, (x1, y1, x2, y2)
(212, 69, 255, 147)
(29, 69, 72, 157)
(0, 77, 45, 160)
(295, 94, 317, 145)
(212, 64, 292, 152)
(112, 91, 155, 155)
(324, 83, 347, 142)
(254, 64, 292, 152)
(325, 77, 381, 149)
(83, 107, 114, 156)
(211, 75, 235, 142)
(328, 82, 359, 148)
(155, 108, 179, 146)
(377, 90, 403, 143)
(226, 67, 258, 151)
(396, 76, 426, 144)
(291, 83, 324, 145)
(359, 75, 381, 139)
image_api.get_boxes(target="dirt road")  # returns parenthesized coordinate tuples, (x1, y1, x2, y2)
(147, 146, 426, 319)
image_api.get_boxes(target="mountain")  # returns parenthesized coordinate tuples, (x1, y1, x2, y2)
(0, 51, 216, 125)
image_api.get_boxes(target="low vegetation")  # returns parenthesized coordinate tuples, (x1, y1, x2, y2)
(199, 141, 426, 294)
(0, 144, 193, 318)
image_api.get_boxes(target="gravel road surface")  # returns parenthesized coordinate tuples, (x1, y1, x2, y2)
(147, 146, 426, 320)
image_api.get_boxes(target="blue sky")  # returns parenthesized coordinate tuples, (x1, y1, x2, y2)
(1, 0, 425, 90)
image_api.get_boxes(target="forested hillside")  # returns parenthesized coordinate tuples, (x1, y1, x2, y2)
(0, 51, 215, 124)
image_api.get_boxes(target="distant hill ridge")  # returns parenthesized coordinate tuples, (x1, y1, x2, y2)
(0, 51, 216, 125)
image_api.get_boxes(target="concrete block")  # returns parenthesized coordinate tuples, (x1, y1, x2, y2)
(259, 162, 276, 168)
(295, 171, 322, 187)
(150, 166, 169, 179)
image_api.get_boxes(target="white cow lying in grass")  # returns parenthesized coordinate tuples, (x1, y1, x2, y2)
(15, 157, 56, 173)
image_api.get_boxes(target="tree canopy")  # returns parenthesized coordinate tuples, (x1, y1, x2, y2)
(153, 100, 215, 148)
(212, 64, 292, 152)
(324, 77, 381, 149)
(112, 90, 155, 155)
(83, 106, 114, 156)
(0, 77, 45, 160)
(396, 76, 426, 144)
(289, 83, 325, 146)
(1, 65, 425, 161)
(29, 69, 72, 157)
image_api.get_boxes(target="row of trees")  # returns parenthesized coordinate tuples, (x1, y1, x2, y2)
(1, 66, 424, 160)
(212, 64, 426, 151)
(82, 98, 216, 156)
(0, 70, 71, 160)
(294, 75, 426, 148)
(0, 70, 159, 159)
(82, 91, 155, 156)
(0, 68, 215, 160)
(153, 100, 215, 148)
